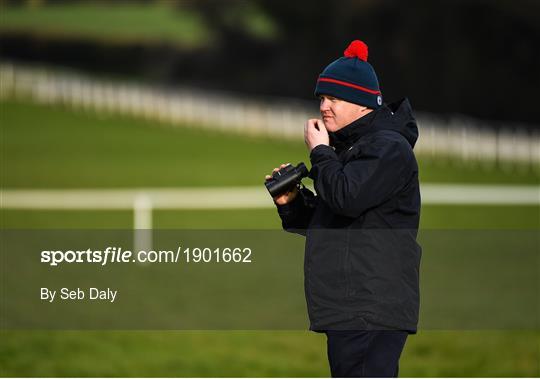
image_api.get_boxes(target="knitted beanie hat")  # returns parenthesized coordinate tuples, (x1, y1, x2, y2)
(314, 40, 383, 109)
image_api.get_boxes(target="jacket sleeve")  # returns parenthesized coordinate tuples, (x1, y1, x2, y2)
(309, 139, 410, 218)
(275, 187, 316, 236)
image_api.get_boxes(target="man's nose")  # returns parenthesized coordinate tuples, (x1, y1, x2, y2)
(320, 98, 330, 112)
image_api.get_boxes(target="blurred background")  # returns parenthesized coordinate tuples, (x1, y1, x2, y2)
(0, 0, 539, 377)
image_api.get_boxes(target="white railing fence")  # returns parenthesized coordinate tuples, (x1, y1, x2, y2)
(1, 62, 538, 169)
(3, 184, 537, 250)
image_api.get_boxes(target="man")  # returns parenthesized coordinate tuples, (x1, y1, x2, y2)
(265, 40, 421, 377)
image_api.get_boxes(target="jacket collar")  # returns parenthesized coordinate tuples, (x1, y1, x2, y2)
(328, 108, 379, 153)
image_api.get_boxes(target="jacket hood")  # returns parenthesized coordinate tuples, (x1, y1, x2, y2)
(383, 98, 418, 148)
(328, 98, 418, 151)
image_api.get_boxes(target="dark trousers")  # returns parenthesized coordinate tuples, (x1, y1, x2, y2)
(325, 330, 408, 378)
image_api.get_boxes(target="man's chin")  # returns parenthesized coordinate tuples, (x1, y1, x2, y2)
(324, 123, 339, 132)
(320, 118, 332, 129)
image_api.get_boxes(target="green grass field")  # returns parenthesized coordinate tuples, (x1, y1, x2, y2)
(1, 207, 539, 377)
(0, 3, 211, 47)
(0, 3, 277, 47)
(2, 100, 538, 188)
(0, 99, 539, 377)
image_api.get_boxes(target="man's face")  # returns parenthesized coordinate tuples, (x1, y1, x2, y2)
(319, 95, 372, 132)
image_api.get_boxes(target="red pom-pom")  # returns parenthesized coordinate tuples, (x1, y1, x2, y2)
(343, 40, 368, 61)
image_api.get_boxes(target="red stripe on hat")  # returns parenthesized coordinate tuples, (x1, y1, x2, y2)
(317, 77, 381, 95)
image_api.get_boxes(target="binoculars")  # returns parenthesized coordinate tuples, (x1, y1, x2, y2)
(265, 162, 309, 197)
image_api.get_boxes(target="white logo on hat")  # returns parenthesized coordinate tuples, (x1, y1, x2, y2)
(377, 96, 383, 106)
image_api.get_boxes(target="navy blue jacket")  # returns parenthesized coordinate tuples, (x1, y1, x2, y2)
(276, 98, 421, 333)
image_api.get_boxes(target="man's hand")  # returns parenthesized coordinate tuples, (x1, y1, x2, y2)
(304, 119, 329, 152)
(265, 163, 298, 205)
